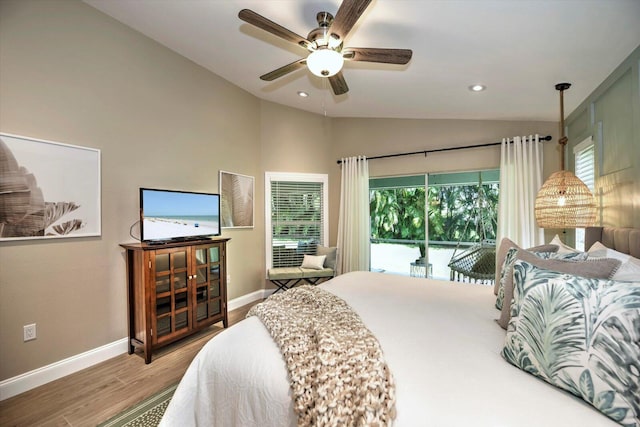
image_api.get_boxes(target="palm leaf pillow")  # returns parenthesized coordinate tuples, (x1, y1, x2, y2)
(495, 249, 618, 329)
(502, 260, 640, 426)
(495, 249, 588, 310)
(493, 237, 559, 296)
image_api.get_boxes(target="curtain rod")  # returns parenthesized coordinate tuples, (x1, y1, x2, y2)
(336, 135, 553, 165)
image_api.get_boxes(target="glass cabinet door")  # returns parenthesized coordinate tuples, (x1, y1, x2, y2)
(193, 244, 224, 326)
(153, 248, 190, 342)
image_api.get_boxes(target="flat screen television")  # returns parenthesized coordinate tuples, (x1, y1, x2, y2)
(140, 188, 221, 243)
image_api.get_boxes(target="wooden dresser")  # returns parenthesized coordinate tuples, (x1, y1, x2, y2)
(120, 237, 230, 363)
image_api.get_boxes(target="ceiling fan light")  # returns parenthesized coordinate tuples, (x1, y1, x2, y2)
(307, 49, 344, 77)
(327, 34, 342, 49)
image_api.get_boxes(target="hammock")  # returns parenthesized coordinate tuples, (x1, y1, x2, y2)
(448, 239, 496, 284)
(446, 173, 496, 285)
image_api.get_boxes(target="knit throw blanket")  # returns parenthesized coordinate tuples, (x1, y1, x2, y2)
(247, 285, 396, 427)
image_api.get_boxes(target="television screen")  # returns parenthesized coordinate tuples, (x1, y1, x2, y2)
(140, 188, 221, 242)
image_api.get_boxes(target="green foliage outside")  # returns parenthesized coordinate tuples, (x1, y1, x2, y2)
(369, 184, 499, 255)
(370, 187, 426, 254)
(428, 184, 499, 242)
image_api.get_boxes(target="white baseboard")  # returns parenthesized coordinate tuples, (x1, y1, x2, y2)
(228, 288, 274, 311)
(0, 338, 129, 401)
(0, 289, 272, 401)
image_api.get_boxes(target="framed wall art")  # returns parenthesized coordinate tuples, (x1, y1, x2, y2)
(219, 170, 254, 229)
(0, 133, 101, 241)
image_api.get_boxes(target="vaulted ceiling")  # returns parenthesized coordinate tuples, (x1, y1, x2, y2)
(84, 0, 640, 121)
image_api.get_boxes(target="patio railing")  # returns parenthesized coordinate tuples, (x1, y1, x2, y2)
(369, 238, 474, 280)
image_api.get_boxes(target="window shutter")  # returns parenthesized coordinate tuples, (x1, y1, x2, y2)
(270, 180, 324, 268)
(574, 141, 595, 251)
(575, 144, 595, 191)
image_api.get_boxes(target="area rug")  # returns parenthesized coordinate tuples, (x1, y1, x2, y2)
(98, 383, 177, 427)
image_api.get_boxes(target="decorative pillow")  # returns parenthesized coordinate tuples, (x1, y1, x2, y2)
(550, 234, 582, 254)
(316, 245, 337, 270)
(301, 254, 326, 270)
(495, 249, 620, 329)
(502, 261, 640, 426)
(588, 241, 640, 281)
(497, 249, 573, 310)
(588, 241, 630, 261)
(613, 257, 640, 281)
(533, 251, 589, 261)
(493, 237, 559, 295)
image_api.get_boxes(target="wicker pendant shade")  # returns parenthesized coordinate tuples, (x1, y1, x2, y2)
(534, 170, 596, 227)
(534, 83, 596, 228)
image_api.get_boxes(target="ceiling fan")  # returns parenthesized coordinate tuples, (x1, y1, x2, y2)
(238, 0, 413, 95)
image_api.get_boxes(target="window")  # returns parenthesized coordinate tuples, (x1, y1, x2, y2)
(574, 137, 595, 251)
(427, 170, 499, 244)
(369, 170, 499, 279)
(369, 175, 427, 275)
(265, 172, 328, 269)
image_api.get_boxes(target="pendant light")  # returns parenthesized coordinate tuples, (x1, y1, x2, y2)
(534, 83, 596, 228)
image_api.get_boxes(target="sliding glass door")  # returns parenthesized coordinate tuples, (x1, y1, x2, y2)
(369, 170, 499, 279)
(427, 170, 499, 279)
(370, 175, 427, 276)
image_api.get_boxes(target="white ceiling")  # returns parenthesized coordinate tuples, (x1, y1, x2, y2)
(83, 0, 640, 121)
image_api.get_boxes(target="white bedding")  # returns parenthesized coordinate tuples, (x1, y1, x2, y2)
(160, 271, 616, 426)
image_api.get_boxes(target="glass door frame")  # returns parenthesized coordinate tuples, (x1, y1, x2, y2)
(369, 169, 500, 279)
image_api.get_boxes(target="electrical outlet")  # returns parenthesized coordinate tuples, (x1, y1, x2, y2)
(23, 324, 36, 342)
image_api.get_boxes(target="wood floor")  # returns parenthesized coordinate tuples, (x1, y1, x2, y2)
(0, 300, 259, 427)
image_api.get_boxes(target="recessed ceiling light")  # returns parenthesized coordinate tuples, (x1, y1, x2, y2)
(297, 91, 309, 98)
(469, 84, 486, 92)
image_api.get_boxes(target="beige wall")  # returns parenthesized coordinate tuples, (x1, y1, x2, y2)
(260, 101, 333, 173)
(0, 0, 323, 380)
(328, 118, 560, 244)
(258, 101, 335, 288)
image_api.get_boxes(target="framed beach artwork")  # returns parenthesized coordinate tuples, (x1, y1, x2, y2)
(219, 171, 254, 229)
(0, 133, 101, 241)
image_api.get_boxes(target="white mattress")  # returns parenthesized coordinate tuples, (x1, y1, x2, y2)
(160, 271, 616, 426)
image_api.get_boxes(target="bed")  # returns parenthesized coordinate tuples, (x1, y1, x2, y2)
(160, 227, 639, 427)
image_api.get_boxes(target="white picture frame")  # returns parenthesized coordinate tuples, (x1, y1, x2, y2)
(0, 133, 101, 241)
(219, 171, 254, 229)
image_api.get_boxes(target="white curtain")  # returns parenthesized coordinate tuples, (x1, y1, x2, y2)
(336, 156, 370, 275)
(498, 135, 544, 247)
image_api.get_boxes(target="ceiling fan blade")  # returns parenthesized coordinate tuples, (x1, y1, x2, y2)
(330, 0, 373, 41)
(260, 59, 307, 81)
(329, 72, 349, 95)
(343, 47, 413, 64)
(239, 9, 312, 50)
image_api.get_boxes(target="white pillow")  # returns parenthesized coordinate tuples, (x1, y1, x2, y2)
(588, 241, 640, 280)
(549, 234, 581, 254)
(588, 241, 630, 262)
(613, 257, 640, 280)
(301, 254, 326, 270)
